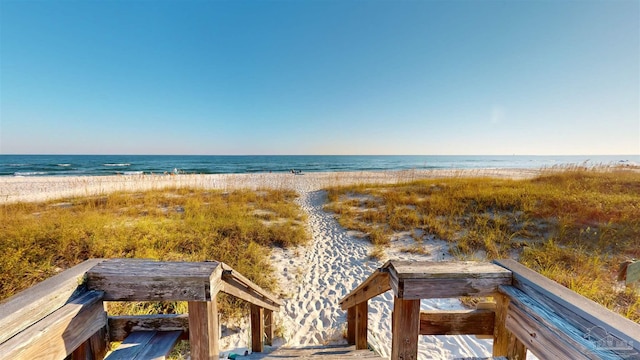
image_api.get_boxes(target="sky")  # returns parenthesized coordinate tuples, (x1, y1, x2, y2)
(0, 0, 638, 155)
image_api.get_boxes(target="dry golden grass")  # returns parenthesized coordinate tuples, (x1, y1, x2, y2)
(0, 187, 308, 318)
(325, 167, 640, 321)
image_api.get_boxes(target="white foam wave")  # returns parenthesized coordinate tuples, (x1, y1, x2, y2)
(103, 163, 131, 167)
(122, 171, 144, 175)
(14, 171, 47, 176)
(57, 164, 71, 167)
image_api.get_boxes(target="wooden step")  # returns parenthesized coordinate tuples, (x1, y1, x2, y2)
(254, 345, 383, 359)
(104, 330, 182, 360)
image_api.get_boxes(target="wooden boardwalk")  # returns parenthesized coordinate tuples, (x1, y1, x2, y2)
(254, 345, 382, 359)
(245, 346, 508, 359)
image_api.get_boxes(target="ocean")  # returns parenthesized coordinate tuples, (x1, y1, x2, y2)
(0, 155, 637, 177)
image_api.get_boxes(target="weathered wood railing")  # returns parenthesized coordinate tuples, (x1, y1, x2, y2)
(0, 258, 282, 360)
(340, 260, 640, 360)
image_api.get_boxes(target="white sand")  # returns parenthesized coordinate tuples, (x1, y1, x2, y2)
(0, 169, 540, 359)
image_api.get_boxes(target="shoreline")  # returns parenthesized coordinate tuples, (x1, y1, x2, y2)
(0, 168, 541, 204)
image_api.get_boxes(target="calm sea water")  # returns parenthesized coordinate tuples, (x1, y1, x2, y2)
(0, 155, 637, 177)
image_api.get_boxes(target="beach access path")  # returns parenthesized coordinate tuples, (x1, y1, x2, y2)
(0, 170, 541, 359)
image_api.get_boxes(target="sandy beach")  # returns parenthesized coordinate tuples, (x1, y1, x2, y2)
(0, 169, 541, 359)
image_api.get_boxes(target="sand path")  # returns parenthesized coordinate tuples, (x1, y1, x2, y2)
(264, 189, 496, 359)
(276, 189, 376, 345)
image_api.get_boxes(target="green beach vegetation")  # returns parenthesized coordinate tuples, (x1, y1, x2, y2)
(324, 167, 640, 322)
(0, 187, 308, 319)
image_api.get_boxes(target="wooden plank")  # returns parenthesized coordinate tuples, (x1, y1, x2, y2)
(188, 300, 219, 360)
(391, 297, 420, 360)
(264, 345, 383, 359)
(494, 259, 640, 355)
(0, 258, 103, 344)
(264, 309, 274, 346)
(108, 314, 189, 342)
(508, 332, 527, 360)
(339, 269, 391, 310)
(347, 307, 356, 345)
(87, 259, 222, 301)
(72, 326, 108, 360)
(221, 263, 282, 306)
(104, 330, 182, 360)
(492, 293, 509, 357)
(398, 277, 511, 299)
(501, 285, 620, 360)
(388, 261, 512, 279)
(136, 331, 182, 360)
(251, 304, 264, 352)
(0, 290, 106, 360)
(418, 309, 494, 335)
(355, 301, 368, 350)
(387, 261, 511, 299)
(220, 278, 280, 312)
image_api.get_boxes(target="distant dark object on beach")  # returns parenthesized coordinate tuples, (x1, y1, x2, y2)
(291, 169, 302, 175)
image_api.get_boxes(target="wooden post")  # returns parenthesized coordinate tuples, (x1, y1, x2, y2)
(188, 300, 219, 360)
(355, 301, 368, 350)
(493, 293, 509, 356)
(250, 304, 265, 352)
(391, 297, 419, 360)
(264, 309, 274, 346)
(71, 327, 108, 360)
(508, 332, 527, 360)
(347, 307, 356, 345)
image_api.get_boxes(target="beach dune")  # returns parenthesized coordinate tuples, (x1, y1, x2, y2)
(0, 169, 540, 359)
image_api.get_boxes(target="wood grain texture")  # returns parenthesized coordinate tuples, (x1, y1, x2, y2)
(355, 301, 368, 350)
(264, 309, 274, 346)
(87, 259, 222, 301)
(494, 259, 640, 357)
(387, 261, 511, 299)
(0, 290, 106, 360)
(263, 345, 383, 359)
(391, 297, 420, 360)
(188, 300, 219, 360)
(507, 331, 527, 360)
(220, 277, 280, 312)
(108, 314, 189, 342)
(0, 259, 103, 344)
(221, 263, 282, 306)
(492, 293, 510, 357)
(419, 309, 494, 335)
(399, 278, 511, 299)
(501, 285, 620, 360)
(250, 304, 264, 352)
(104, 330, 182, 360)
(388, 261, 512, 280)
(340, 269, 391, 310)
(71, 327, 108, 360)
(347, 307, 356, 345)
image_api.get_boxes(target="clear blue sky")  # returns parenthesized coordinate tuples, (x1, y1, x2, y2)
(1, 0, 638, 155)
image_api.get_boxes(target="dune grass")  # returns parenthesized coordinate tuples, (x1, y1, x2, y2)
(0, 187, 308, 318)
(324, 167, 640, 321)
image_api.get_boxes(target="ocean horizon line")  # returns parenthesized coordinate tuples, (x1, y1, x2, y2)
(1, 154, 638, 178)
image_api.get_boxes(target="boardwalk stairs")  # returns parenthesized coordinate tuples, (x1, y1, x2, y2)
(0, 258, 638, 359)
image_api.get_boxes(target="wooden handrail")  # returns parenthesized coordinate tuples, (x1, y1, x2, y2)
(0, 259, 104, 344)
(494, 259, 640, 358)
(341, 260, 640, 360)
(1, 258, 283, 360)
(220, 263, 283, 311)
(339, 267, 390, 310)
